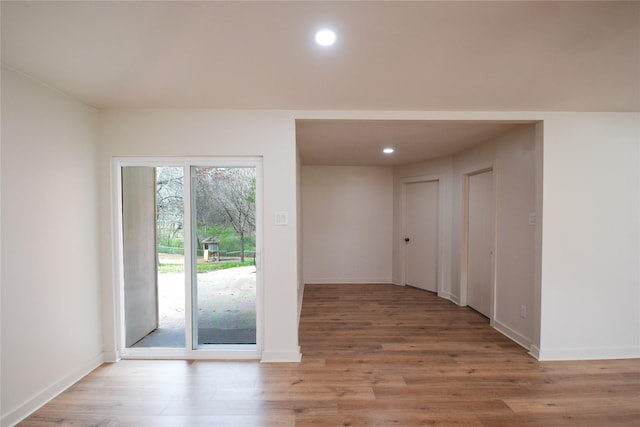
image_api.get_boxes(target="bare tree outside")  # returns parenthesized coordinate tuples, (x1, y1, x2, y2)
(194, 167, 256, 262)
(154, 166, 256, 262)
(156, 167, 184, 250)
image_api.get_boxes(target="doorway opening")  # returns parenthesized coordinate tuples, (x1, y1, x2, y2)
(116, 158, 262, 359)
(297, 119, 541, 353)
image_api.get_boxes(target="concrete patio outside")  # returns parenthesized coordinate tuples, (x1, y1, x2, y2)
(132, 255, 256, 347)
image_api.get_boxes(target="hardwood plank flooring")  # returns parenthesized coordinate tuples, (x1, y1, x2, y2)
(20, 284, 640, 426)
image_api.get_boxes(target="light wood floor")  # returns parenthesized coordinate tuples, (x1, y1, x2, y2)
(21, 284, 640, 426)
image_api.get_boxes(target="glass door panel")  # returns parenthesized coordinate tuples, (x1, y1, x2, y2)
(154, 167, 186, 346)
(122, 166, 185, 348)
(119, 159, 260, 356)
(191, 166, 257, 347)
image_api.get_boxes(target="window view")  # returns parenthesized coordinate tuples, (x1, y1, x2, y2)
(121, 164, 257, 351)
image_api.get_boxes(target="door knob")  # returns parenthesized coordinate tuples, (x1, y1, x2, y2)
(404, 237, 410, 242)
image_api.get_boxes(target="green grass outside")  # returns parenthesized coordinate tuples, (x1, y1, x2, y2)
(158, 260, 255, 274)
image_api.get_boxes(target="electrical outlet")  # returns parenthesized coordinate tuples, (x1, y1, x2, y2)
(520, 305, 527, 318)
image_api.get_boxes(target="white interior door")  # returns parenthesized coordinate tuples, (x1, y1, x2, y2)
(467, 170, 494, 317)
(404, 180, 438, 292)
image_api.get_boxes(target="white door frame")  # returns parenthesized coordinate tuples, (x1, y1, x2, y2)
(400, 175, 442, 295)
(112, 156, 264, 360)
(460, 162, 498, 324)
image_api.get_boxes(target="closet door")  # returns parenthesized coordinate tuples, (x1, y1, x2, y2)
(467, 170, 494, 317)
(405, 180, 438, 293)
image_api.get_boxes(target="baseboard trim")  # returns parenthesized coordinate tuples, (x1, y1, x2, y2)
(438, 291, 455, 302)
(536, 345, 640, 361)
(448, 293, 460, 305)
(261, 348, 302, 363)
(493, 319, 532, 351)
(102, 350, 120, 363)
(2, 352, 104, 427)
(298, 282, 305, 324)
(529, 345, 541, 360)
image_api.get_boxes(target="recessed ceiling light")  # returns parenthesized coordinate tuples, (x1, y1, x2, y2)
(315, 29, 336, 46)
(383, 148, 395, 154)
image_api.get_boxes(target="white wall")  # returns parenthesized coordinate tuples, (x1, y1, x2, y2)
(302, 166, 393, 284)
(452, 125, 537, 348)
(539, 113, 640, 360)
(1, 68, 102, 426)
(393, 125, 537, 350)
(296, 145, 304, 319)
(98, 109, 301, 362)
(491, 126, 537, 347)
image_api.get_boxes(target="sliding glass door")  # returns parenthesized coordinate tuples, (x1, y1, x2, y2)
(122, 166, 185, 348)
(191, 166, 257, 347)
(117, 158, 261, 358)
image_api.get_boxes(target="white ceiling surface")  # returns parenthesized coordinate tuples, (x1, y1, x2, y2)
(297, 120, 527, 166)
(2, 1, 638, 112)
(2, 1, 638, 167)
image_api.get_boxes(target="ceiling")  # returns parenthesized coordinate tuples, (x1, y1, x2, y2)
(2, 1, 638, 167)
(297, 120, 531, 166)
(2, 1, 638, 111)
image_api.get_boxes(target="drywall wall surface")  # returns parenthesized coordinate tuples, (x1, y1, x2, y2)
(450, 125, 537, 348)
(98, 109, 301, 361)
(539, 113, 640, 360)
(532, 121, 544, 355)
(492, 126, 537, 346)
(302, 166, 393, 284)
(1, 68, 103, 425)
(296, 145, 305, 318)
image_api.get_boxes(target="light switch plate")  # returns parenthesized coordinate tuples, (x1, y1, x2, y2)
(275, 211, 288, 225)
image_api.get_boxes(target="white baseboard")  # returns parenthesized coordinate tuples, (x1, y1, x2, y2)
(304, 277, 393, 284)
(438, 291, 456, 302)
(493, 319, 532, 351)
(536, 345, 640, 361)
(102, 350, 120, 363)
(448, 293, 460, 305)
(2, 352, 104, 427)
(298, 282, 305, 324)
(121, 348, 261, 360)
(261, 348, 302, 363)
(529, 345, 541, 360)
